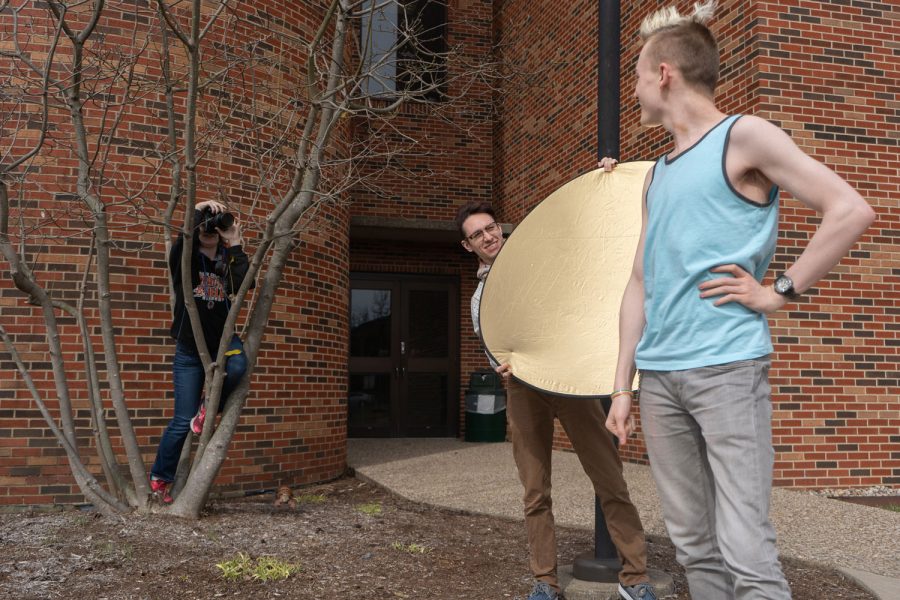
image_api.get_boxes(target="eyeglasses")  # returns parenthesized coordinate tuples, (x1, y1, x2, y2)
(465, 221, 500, 244)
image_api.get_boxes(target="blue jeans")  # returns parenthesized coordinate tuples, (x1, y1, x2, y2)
(639, 357, 790, 600)
(150, 335, 247, 482)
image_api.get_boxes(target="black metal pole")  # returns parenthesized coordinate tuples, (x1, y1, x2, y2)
(573, 0, 622, 583)
(598, 0, 621, 160)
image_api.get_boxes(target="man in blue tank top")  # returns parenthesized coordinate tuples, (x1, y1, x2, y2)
(603, 2, 874, 599)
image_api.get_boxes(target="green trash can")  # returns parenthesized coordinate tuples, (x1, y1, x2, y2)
(464, 370, 507, 442)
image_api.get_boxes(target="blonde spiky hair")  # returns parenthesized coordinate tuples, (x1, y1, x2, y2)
(640, 1, 717, 41)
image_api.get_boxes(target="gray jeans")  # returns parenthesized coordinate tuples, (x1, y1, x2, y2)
(639, 357, 791, 599)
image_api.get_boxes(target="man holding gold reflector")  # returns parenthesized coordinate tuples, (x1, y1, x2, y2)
(457, 160, 658, 600)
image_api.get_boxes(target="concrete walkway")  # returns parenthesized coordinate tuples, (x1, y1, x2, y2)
(347, 438, 900, 600)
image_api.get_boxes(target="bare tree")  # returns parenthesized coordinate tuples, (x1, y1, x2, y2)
(0, 0, 500, 518)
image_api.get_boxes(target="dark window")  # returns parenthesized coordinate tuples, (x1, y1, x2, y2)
(350, 289, 392, 357)
(361, 0, 447, 101)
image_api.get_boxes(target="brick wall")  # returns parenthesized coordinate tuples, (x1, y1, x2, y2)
(350, 0, 494, 223)
(493, 0, 899, 488)
(754, 0, 899, 488)
(0, 0, 498, 508)
(347, 0, 495, 437)
(0, 1, 349, 507)
(1, 0, 895, 510)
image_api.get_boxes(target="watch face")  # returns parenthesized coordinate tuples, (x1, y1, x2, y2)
(775, 276, 792, 294)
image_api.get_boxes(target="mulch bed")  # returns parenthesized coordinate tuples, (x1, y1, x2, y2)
(0, 476, 876, 599)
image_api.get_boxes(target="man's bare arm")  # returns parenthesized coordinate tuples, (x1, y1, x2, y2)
(700, 116, 875, 313)
(606, 168, 652, 446)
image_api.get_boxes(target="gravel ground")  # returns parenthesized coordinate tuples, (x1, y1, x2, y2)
(347, 439, 900, 580)
(769, 487, 900, 578)
(812, 485, 898, 497)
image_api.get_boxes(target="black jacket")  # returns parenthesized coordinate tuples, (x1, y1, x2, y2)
(169, 234, 251, 354)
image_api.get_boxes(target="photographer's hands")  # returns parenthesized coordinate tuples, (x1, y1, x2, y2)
(217, 220, 242, 248)
(196, 200, 227, 213)
(195, 201, 242, 247)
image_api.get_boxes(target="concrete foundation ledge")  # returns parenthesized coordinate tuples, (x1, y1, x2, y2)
(560, 565, 676, 600)
(838, 567, 900, 600)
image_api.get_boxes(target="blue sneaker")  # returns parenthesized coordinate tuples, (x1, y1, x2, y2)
(527, 581, 559, 600)
(618, 582, 657, 600)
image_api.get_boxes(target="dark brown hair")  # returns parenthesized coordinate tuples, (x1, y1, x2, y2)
(454, 201, 497, 238)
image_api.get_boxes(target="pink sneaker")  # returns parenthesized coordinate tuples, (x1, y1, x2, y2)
(190, 401, 207, 435)
(150, 478, 173, 504)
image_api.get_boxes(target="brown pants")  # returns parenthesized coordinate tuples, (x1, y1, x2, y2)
(507, 379, 649, 591)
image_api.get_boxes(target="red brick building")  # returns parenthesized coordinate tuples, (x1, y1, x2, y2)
(0, 0, 896, 508)
(494, 0, 899, 488)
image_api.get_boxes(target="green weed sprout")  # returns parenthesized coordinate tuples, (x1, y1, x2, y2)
(297, 493, 326, 504)
(391, 542, 431, 554)
(357, 502, 382, 516)
(216, 552, 300, 581)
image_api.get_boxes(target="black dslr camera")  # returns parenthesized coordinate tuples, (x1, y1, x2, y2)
(196, 207, 235, 234)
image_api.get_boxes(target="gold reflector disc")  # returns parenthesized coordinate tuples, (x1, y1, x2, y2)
(480, 161, 653, 397)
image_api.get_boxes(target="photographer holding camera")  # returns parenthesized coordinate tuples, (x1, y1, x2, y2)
(149, 200, 250, 504)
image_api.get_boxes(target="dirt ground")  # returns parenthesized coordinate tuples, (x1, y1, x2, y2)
(0, 476, 876, 600)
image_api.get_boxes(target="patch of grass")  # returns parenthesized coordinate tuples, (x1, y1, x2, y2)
(886, 504, 900, 513)
(253, 556, 301, 581)
(391, 542, 431, 554)
(72, 514, 93, 528)
(95, 540, 134, 562)
(216, 552, 300, 582)
(297, 493, 326, 504)
(357, 502, 382, 516)
(217, 553, 253, 580)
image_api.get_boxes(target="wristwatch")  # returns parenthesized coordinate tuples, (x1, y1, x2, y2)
(773, 274, 799, 299)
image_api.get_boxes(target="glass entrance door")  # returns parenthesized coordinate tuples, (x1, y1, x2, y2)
(348, 275, 459, 437)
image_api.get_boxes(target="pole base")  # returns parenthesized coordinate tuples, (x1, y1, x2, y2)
(562, 565, 676, 600)
(572, 551, 621, 583)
